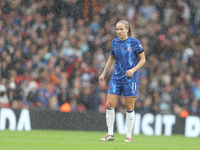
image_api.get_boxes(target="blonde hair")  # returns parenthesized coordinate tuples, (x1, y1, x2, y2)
(117, 20, 135, 38)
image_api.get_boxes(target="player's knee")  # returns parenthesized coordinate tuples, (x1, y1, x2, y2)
(125, 105, 134, 111)
(106, 102, 115, 108)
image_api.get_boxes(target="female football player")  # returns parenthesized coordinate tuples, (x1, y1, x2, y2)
(99, 20, 146, 142)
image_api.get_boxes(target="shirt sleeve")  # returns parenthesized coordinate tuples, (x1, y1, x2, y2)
(110, 40, 115, 56)
(134, 39, 144, 54)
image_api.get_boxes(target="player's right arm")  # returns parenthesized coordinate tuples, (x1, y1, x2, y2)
(99, 55, 115, 83)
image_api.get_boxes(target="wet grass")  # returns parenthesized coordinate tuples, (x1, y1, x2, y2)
(0, 130, 200, 150)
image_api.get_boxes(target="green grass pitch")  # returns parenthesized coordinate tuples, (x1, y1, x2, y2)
(0, 130, 200, 150)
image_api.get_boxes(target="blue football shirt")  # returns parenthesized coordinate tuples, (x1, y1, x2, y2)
(110, 37, 144, 83)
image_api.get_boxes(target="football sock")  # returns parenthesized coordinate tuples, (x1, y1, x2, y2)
(106, 108, 115, 136)
(126, 110, 135, 138)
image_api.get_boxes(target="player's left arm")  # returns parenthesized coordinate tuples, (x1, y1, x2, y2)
(125, 51, 146, 77)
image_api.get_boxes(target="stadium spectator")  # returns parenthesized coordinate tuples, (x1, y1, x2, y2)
(139, 0, 157, 21)
(0, 84, 9, 107)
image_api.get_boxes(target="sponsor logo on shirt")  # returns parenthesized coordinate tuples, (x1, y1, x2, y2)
(139, 44, 143, 49)
(132, 90, 136, 93)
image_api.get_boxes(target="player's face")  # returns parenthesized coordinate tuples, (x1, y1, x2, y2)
(116, 23, 128, 41)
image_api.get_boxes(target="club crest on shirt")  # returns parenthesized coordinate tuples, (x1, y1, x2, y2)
(126, 47, 131, 52)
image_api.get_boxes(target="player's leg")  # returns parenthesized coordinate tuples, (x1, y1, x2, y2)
(100, 94, 119, 141)
(101, 80, 121, 141)
(106, 94, 119, 134)
(124, 96, 136, 142)
(123, 82, 138, 142)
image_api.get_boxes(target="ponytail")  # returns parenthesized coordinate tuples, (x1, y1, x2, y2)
(117, 20, 135, 38)
(128, 22, 134, 38)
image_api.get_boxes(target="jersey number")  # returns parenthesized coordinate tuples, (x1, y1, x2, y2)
(132, 82, 136, 91)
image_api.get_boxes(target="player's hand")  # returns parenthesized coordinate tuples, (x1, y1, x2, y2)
(99, 73, 105, 83)
(125, 69, 134, 77)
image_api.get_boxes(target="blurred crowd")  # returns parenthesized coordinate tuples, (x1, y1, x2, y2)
(0, 0, 200, 117)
